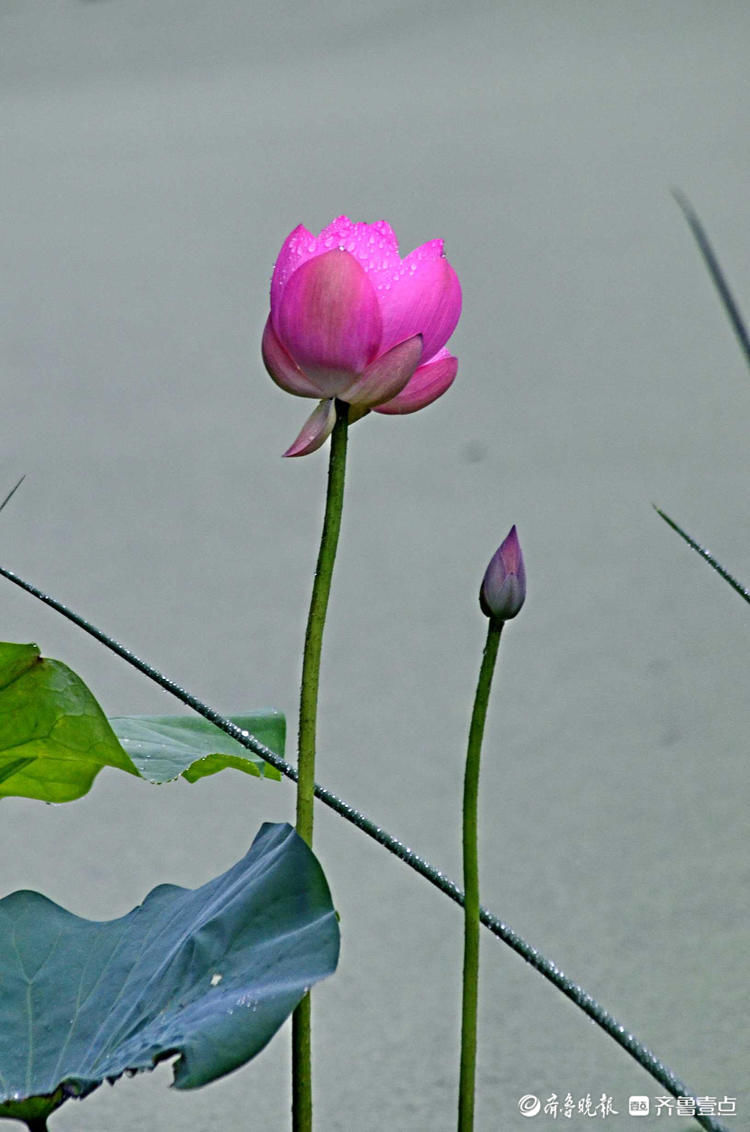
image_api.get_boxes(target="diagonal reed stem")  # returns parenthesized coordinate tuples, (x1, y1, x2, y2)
(0, 476, 26, 515)
(0, 563, 728, 1132)
(653, 506, 750, 606)
(672, 190, 750, 370)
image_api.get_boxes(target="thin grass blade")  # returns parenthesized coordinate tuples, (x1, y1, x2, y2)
(654, 505, 750, 605)
(0, 476, 25, 514)
(673, 190, 750, 369)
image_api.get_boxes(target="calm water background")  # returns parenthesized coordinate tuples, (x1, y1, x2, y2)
(2, 2, 749, 1129)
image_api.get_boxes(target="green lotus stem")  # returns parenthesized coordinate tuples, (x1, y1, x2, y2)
(292, 398, 349, 1132)
(458, 619, 503, 1131)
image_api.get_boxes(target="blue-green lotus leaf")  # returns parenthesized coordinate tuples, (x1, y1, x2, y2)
(0, 823, 339, 1126)
(109, 713, 284, 783)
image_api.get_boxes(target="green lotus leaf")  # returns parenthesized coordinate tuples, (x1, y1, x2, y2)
(0, 642, 284, 801)
(0, 642, 137, 802)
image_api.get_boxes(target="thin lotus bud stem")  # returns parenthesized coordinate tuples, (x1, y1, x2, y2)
(292, 398, 349, 1132)
(458, 620, 503, 1131)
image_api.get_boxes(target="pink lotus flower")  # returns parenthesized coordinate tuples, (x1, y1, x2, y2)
(262, 216, 462, 456)
(480, 526, 526, 622)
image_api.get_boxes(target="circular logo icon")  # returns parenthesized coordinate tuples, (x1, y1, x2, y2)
(518, 1094, 541, 1117)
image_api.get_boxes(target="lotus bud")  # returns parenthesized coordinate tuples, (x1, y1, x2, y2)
(479, 526, 526, 622)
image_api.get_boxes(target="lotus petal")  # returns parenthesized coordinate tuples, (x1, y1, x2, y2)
(283, 399, 337, 458)
(276, 251, 382, 395)
(374, 348, 458, 414)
